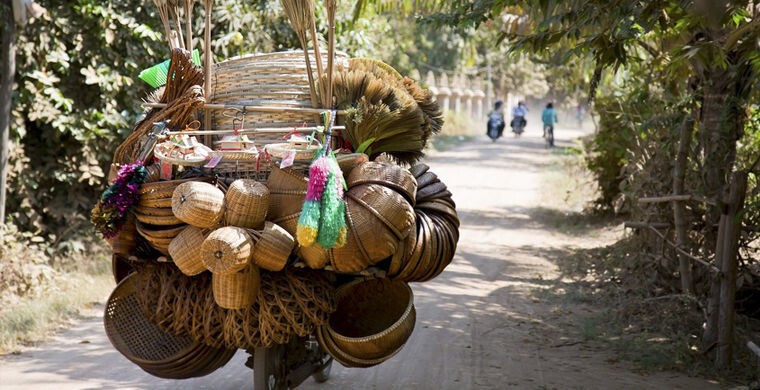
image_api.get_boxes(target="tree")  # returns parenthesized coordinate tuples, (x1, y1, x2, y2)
(395, 0, 760, 369)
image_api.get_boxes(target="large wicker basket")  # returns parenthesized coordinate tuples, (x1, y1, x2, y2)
(104, 273, 235, 379)
(321, 278, 415, 365)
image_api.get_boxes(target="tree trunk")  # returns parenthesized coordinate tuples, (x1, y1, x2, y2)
(0, 0, 16, 226)
(715, 171, 748, 369)
(673, 114, 695, 294)
(699, 68, 743, 350)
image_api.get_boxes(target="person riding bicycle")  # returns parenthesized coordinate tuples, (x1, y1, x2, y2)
(487, 99, 506, 139)
(511, 101, 528, 133)
(541, 102, 558, 146)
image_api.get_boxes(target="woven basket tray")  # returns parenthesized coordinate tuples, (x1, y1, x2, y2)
(210, 50, 349, 146)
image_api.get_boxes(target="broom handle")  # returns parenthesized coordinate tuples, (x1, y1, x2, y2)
(203, 0, 214, 145)
(326, 0, 336, 108)
(185, 0, 194, 51)
(308, 7, 323, 82)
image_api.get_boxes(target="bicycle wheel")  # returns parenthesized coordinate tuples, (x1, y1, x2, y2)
(546, 126, 554, 147)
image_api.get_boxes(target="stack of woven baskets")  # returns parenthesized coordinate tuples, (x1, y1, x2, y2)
(102, 49, 459, 377)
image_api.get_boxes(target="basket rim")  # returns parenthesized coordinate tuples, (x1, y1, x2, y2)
(328, 279, 414, 343)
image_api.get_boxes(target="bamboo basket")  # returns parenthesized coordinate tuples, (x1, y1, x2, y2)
(210, 51, 349, 143)
(323, 278, 415, 362)
(224, 179, 270, 229)
(212, 264, 261, 309)
(347, 161, 418, 206)
(251, 221, 295, 272)
(201, 226, 254, 275)
(172, 181, 226, 228)
(347, 183, 415, 240)
(104, 273, 235, 379)
(169, 226, 209, 276)
(266, 166, 308, 221)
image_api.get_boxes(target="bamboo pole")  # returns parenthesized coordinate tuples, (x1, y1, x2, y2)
(673, 115, 695, 294)
(165, 125, 345, 136)
(203, 0, 214, 146)
(142, 102, 345, 115)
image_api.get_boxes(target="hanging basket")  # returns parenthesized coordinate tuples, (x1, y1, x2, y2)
(212, 264, 261, 309)
(172, 181, 226, 228)
(201, 226, 254, 275)
(169, 226, 210, 276)
(251, 221, 295, 272)
(224, 179, 270, 229)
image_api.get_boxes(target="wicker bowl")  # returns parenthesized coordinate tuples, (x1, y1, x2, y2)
(172, 181, 226, 228)
(135, 222, 186, 255)
(347, 183, 415, 240)
(347, 161, 417, 205)
(344, 195, 401, 266)
(201, 226, 254, 275)
(224, 179, 269, 229)
(264, 143, 320, 161)
(325, 278, 415, 361)
(316, 324, 405, 368)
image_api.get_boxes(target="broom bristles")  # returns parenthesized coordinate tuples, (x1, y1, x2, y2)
(282, 0, 320, 107)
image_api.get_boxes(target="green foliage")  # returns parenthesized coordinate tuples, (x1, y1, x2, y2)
(9, 0, 166, 237)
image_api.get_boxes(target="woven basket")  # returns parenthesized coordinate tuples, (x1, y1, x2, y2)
(224, 179, 269, 229)
(325, 278, 415, 362)
(109, 216, 138, 256)
(169, 226, 209, 276)
(344, 195, 401, 266)
(316, 324, 405, 368)
(347, 162, 418, 206)
(328, 199, 373, 273)
(134, 264, 336, 350)
(211, 51, 349, 144)
(201, 226, 254, 275)
(251, 221, 294, 272)
(264, 143, 320, 161)
(347, 183, 415, 240)
(104, 273, 235, 379)
(139, 177, 211, 200)
(267, 166, 308, 221)
(172, 181, 226, 228)
(135, 222, 186, 255)
(212, 264, 261, 309)
(335, 153, 369, 177)
(134, 205, 175, 217)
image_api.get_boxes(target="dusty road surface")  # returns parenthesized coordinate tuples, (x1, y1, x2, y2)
(0, 125, 722, 389)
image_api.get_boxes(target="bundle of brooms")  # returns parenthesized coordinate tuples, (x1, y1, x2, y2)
(318, 58, 443, 166)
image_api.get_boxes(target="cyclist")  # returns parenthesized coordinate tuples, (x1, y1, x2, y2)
(541, 102, 558, 147)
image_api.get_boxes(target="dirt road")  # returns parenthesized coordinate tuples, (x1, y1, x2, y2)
(0, 126, 721, 389)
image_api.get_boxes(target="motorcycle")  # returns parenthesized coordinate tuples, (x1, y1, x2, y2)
(510, 117, 525, 137)
(487, 114, 505, 142)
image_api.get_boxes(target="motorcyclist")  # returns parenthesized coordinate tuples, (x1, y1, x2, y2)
(510, 100, 528, 133)
(487, 99, 506, 139)
(511, 101, 528, 132)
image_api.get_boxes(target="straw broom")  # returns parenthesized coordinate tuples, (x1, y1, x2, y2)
(281, 0, 319, 108)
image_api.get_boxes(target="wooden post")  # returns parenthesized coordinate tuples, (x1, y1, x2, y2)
(0, 0, 17, 226)
(715, 171, 748, 369)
